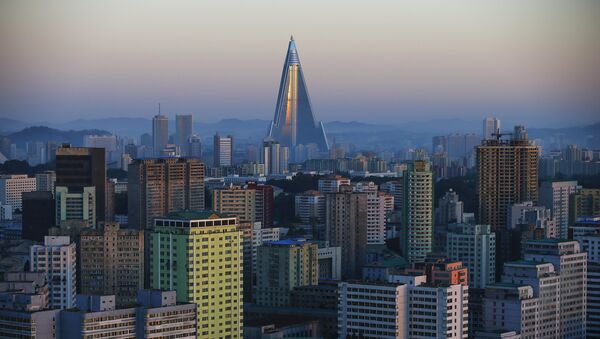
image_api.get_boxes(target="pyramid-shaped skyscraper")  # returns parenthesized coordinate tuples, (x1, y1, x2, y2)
(267, 37, 329, 153)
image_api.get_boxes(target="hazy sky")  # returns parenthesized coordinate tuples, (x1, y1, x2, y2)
(1, 1, 599, 127)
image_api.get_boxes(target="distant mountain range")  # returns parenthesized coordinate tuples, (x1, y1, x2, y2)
(6, 126, 111, 147)
(1, 117, 598, 150)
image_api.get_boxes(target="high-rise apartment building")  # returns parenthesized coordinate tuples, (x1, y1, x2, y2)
(318, 175, 351, 194)
(261, 138, 290, 175)
(22, 191, 55, 242)
(540, 181, 579, 238)
(79, 222, 144, 307)
(436, 189, 464, 225)
(213, 186, 256, 223)
(325, 185, 367, 279)
(152, 114, 169, 156)
(127, 157, 205, 229)
(338, 281, 408, 338)
(570, 188, 600, 223)
(246, 181, 274, 228)
(214, 133, 233, 167)
(295, 190, 326, 224)
(483, 117, 501, 140)
(402, 161, 433, 263)
(0, 174, 37, 212)
(55, 186, 96, 228)
(150, 211, 243, 338)
(175, 114, 193, 155)
(56, 145, 106, 223)
(569, 229, 600, 337)
(477, 126, 539, 231)
(339, 275, 469, 339)
(30, 236, 77, 309)
(353, 181, 389, 245)
(256, 239, 318, 307)
(447, 224, 496, 288)
(35, 170, 56, 193)
(524, 239, 587, 338)
(408, 283, 469, 338)
(380, 180, 403, 210)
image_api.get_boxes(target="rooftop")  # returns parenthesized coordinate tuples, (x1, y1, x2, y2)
(527, 238, 574, 244)
(266, 239, 308, 246)
(506, 260, 547, 266)
(159, 210, 233, 221)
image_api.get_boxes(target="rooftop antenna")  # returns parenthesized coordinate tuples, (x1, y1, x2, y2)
(158, 103, 161, 115)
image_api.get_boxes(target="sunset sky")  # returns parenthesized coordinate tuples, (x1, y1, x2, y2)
(1, 0, 599, 126)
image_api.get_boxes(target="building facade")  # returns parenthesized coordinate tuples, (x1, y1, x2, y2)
(150, 211, 243, 338)
(539, 181, 579, 238)
(80, 222, 144, 307)
(128, 157, 205, 229)
(175, 114, 193, 156)
(0, 174, 37, 212)
(55, 186, 96, 228)
(255, 239, 318, 307)
(30, 236, 77, 309)
(477, 126, 539, 232)
(447, 224, 496, 288)
(402, 161, 433, 263)
(152, 114, 169, 156)
(325, 185, 368, 279)
(56, 146, 106, 223)
(214, 133, 233, 167)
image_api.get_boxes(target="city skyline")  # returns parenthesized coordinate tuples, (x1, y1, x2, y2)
(1, 1, 599, 127)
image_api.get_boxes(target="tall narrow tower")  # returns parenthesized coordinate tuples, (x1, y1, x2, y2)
(268, 36, 329, 154)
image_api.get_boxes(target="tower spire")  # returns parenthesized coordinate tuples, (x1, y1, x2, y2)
(267, 37, 329, 153)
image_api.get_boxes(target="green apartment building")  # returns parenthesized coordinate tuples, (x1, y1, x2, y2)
(151, 211, 243, 338)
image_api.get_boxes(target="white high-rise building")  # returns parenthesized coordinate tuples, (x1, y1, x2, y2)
(572, 232, 600, 337)
(524, 239, 587, 338)
(436, 189, 464, 225)
(30, 236, 77, 309)
(0, 174, 37, 212)
(539, 181, 580, 238)
(508, 201, 556, 238)
(380, 180, 403, 210)
(353, 181, 390, 245)
(338, 276, 469, 339)
(318, 176, 350, 193)
(483, 260, 561, 338)
(261, 138, 289, 175)
(408, 283, 469, 338)
(338, 281, 408, 339)
(447, 224, 496, 288)
(483, 117, 501, 140)
(295, 191, 326, 224)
